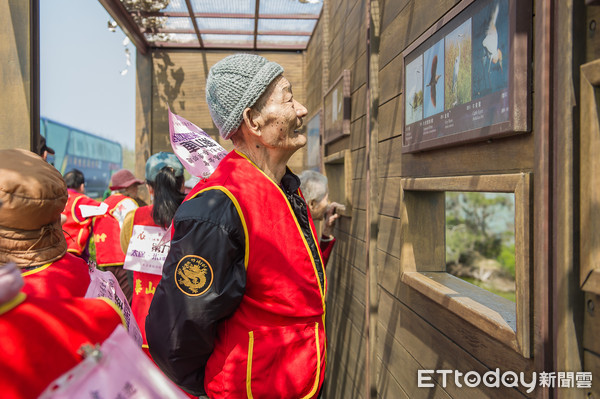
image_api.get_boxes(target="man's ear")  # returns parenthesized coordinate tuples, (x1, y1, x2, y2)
(241, 107, 262, 137)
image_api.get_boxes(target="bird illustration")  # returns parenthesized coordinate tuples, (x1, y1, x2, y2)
(426, 55, 441, 108)
(452, 34, 464, 95)
(482, 3, 502, 74)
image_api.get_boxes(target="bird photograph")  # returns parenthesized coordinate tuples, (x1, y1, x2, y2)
(472, 0, 509, 99)
(444, 21, 472, 109)
(405, 55, 424, 125)
(424, 39, 445, 118)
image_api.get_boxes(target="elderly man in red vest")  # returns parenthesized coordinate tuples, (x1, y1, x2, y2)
(147, 54, 326, 398)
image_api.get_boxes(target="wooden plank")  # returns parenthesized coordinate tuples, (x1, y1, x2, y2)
(583, 350, 600, 399)
(351, 83, 367, 122)
(379, 53, 403, 105)
(377, 214, 402, 260)
(376, 326, 454, 399)
(352, 147, 367, 181)
(338, 207, 367, 243)
(400, 190, 446, 272)
(350, 114, 367, 151)
(377, 289, 529, 398)
(351, 178, 367, 211)
(378, 94, 403, 141)
(351, 51, 368, 94)
(377, 134, 534, 179)
(375, 365, 411, 399)
(379, 0, 460, 68)
(380, 0, 410, 34)
(379, 177, 402, 218)
(377, 249, 534, 375)
(583, 292, 600, 355)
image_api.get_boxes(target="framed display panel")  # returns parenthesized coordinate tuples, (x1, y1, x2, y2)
(323, 70, 351, 145)
(399, 173, 531, 357)
(323, 150, 352, 217)
(580, 59, 600, 294)
(306, 110, 322, 171)
(402, 0, 531, 153)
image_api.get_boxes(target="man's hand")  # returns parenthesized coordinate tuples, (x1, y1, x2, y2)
(322, 202, 345, 237)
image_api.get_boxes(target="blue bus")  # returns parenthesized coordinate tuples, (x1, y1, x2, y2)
(40, 117, 123, 199)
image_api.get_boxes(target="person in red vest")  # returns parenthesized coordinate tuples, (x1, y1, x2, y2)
(120, 152, 185, 358)
(0, 260, 128, 399)
(146, 54, 326, 398)
(0, 149, 91, 298)
(93, 169, 143, 303)
(62, 169, 106, 261)
(298, 170, 345, 267)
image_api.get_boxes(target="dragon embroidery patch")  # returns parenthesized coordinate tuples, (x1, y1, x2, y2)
(174, 255, 213, 296)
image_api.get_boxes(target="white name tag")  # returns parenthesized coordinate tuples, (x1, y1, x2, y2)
(123, 225, 170, 276)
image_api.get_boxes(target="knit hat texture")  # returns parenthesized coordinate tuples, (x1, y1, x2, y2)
(206, 53, 284, 140)
(145, 152, 184, 183)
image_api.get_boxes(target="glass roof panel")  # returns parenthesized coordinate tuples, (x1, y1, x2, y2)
(256, 35, 310, 48)
(259, 0, 322, 17)
(162, 0, 188, 13)
(191, 0, 255, 15)
(196, 18, 255, 32)
(164, 17, 194, 31)
(258, 18, 316, 34)
(145, 33, 199, 44)
(201, 34, 254, 48)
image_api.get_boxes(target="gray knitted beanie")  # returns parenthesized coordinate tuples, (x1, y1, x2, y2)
(206, 53, 284, 140)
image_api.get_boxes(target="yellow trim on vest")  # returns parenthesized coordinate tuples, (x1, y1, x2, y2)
(0, 292, 26, 315)
(21, 262, 52, 277)
(234, 150, 327, 309)
(188, 186, 250, 270)
(246, 331, 255, 399)
(109, 196, 138, 217)
(97, 297, 128, 330)
(71, 194, 84, 224)
(300, 322, 321, 399)
(96, 262, 124, 267)
(142, 344, 149, 349)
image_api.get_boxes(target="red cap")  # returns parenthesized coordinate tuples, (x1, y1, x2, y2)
(109, 169, 144, 190)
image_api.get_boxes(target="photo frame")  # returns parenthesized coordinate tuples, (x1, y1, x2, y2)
(323, 70, 351, 145)
(402, 0, 531, 153)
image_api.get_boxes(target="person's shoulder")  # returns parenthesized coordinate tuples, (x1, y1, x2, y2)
(176, 188, 239, 223)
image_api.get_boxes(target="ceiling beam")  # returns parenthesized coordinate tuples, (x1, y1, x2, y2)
(141, 12, 319, 20)
(253, 0, 260, 50)
(184, 0, 204, 48)
(98, 0, 150, 54)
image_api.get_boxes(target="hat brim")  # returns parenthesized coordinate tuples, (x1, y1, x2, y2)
(109, 178, 144, 190)
(43, 146, 55, 155)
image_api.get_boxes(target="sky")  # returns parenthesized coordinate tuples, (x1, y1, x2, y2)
(40, 0, 137, 149)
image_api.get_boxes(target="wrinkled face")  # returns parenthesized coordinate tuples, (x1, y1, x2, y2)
(255, 76, 308, 153)
(310, 193, 329, 220)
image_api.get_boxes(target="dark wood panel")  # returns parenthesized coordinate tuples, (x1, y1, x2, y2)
(377, 214, 402, 260)
(352, 147, 367, 181)
(337, 207, 367, 243)
(351, 177, 367, 211)
(379, 52, 403, 105)
(379, 177, 402, 218)
(351, 83, 367, 122)
(380, 0, 410, 34)
(351, 51, 368, 93)
(583, 350, 600, 399)
(375, 363, 412, 399)
(377, 133, 534, 179)
(378, 93, 403, 141)
(583, 292, 600, 355)
(377, 289, 529, 398)
(350, 114, 366, 151)
(379, 0, 461, 68)
(377, 258, 535, 377)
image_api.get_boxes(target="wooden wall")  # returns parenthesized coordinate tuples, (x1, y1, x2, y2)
(0, 0, 37, 152)
(304, 0, 589, 397)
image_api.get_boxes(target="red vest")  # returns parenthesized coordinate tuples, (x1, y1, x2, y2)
(21, 252, 91, 298)
(186, 151, 327, 398)
(0, 293, 125, 399)
(94, 194, 137, 267)
(62, 190, 98, 255)
(129, 206, 163, 354)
